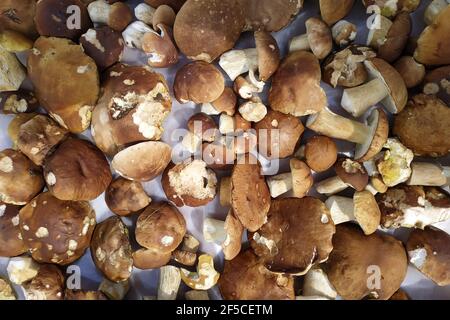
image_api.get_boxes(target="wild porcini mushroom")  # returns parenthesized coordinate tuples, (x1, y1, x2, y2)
(289, 17, 332, 59)
(319, 0, 354, 26)
(186, 113, 219, 143)
(0, 47, 26, 92)
(219, 114, 251, 135)
(302, 136, 337, 173)
(0, 203, 27, 257)
(340, 58, 408, 117)
(7, 113, 38, 148)
(23, 264, 65, 300)
(19, 192, 96, 265)
(158, 265, 181, 300)
(0, 29, 33, 52)
(376, 138, 414, 187)
(238, 98, 268, 123)
(306, 108, 389, 162)
(0, 0, 38, 39)
(424, 0, 449, 25)
(105, 177, 151, 216)
(87, 0, 132, 32)
(144, 0, 186, 11)
(135, 3, 156, 25)
(407, 162, 450, 186)
(133, 248, 171, 270)
(0, 90, 39, 114)
(201, 87, 237, 116)
(394, 56, 426, 88)
(422, 65, 450, 102)
(332, 20, 358, 47)
(266, 159, 313, 198)
(250, 197, 335, 275)
(152, 5, 176, 29)
(269, 51, 327, 116)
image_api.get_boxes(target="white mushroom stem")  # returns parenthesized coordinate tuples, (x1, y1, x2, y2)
(266, 173, 294, 198)
(341, 78, 389, 117)
(134, 3, 155, 25)
(87, 0, 112, 24)
(302, 268, 337, 300)
(219, 48, 258, 81)
(122, 21, 153, 49)
(325, 196, 356, 224)
(315, 176, 348, 196)
(157, 266, 181, 300)
(424, 0, 450, 25)
(238, 99, 267, 123)
(219, 114, 235, 134)
(181, 132, 202, 154)
(306, 108, 370, 144)
(203, 218, 227, 245)
(289, 34, 310, 53)
(201, 102, 220, 116)
(407, 162, 450, 186)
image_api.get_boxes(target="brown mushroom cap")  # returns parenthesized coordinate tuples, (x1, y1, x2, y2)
(335, 158, 369, 191)
(173, 0, 244, 62)
(202, 141, 236, 171)
(107, 2, 133, 32)
(132, 248, 172, 269)
(230, 154, 271, 232)
(222, 210, 244, 260)
(0, 90, 39, 114)
(0, 203, 27, 257)
(394, 94, 450, 157)
(105, 177, 151, 216)
(44, 138, 112, 201)
(0, 149, 44, 205)
(355, 108, 389, 162)
(325, 224, 408, 300)
(174, 61, 225, 104)
(414, 5, 450, 65)
(187, 113, 218, 142)
(422, 65, 450, 102)
(304, 135, 338, 172)
(19, 192, 96, 265)
(305, 17, 333, 60)
(353, 190, 381, 235)
(254, 31, 280, 81)
(7, 113, 37, 148)
(145, 0, 186, 11)
(135, 202, 186, 253)
(152, 5, 176, 29)
(28, 37, 99, 133)
(141, 24, 179, 68)
(319, 0, 354, 26)
(254, 109, 304, 159)
(394, 56, 426, 88)
(90, 216, 133, 282)
(269, 50, 327, 116)
(210, 87, 237, 116)
(377, 12, 411, 63)
(35, 0, 92, 40)
(112, 141, 172, 182)
(290, 159, 314, 198)
(0, 0, 38, 39)
(218, 249, 295, 300)
(250, 197, 335, 275)
(23, 264, 65, 300)
(406, 226, 450, 286)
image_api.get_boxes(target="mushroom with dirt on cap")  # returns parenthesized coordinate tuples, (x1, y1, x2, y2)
(289, 17, 332, 59)
(23, 264, 65, 300)
(87, 0, 132, 32)
(0, 0, 38, 39)
(105, 177, 151, 217)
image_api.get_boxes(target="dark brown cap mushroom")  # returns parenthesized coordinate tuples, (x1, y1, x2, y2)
(201, 87, 237, 116)
(87, 0, 132, 32)
(105, 177, 151, 216)
(23, 264, 65, 300)
(394, 56, 426, 88)
(335, 158, 369, 192)
(319, 0, 354, 26)
(187, 113, 219, 143)
(141, 24, 179, 68)
(7, 113, 37, 148)
(0, 0, 38, 39)
(0, 203, 27, 257)
(332, 20, 357, 47)
(0, 90, 39, 114)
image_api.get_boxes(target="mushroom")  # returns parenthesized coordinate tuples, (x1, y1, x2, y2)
(319, 0, 354, 26)
(181, 234, 200, 253)
(406, 226, 450, 286)
(367, 12, 411, 62)
(152, 4, 176, 29)
(269, 51, 327, 116)
(233, 76, 263, 99)
(376, 138, 414, 187)
(362, 0, 421, 17)
(422, 65, 450, 102)
(87, 0, 132, 32)
(407, 162, 450, 186)
(331, 20, 357, 47)
(171, 250, 197, 266)
(218, 114, 251, 135)
(302, 267, 337, 300)
(185, 290, 209, 300)
(306, 108, 389, 162)
(19, 192, 96, 265)
(325, 190, 381, 235)
(180, 254, 220, 290)
(186, 113, 219, 143)
(201, 87, 237, 116)
(289, 17, 332, 59)
(0, 149, 44, 205)
(35, 0, 92, 40)
(394, 94, 450, 157)
(65, 289, 107, 300)
(7, 113, 37, 148)
(0, 30, 32, 52)
(17, 114, 69, 166)
(133, 248, 171, 270)
(237, 98, 267, 123)
(377, 185, 450, 229)
(80, 27, 124, 71)
(340, 58, 408, 117)
(0, 203, 27, 257)
(201, 140, 236, 170)
(266, 159, 313, 199)
(28, 37, 99, 133)
(0, 0, 38, 39)
(0, 278, 16, 300)
(173, 0, 244, 62)
(174, 61, 225, 104)
(394, 56, 426, 88)
(219, 249, 295, 300)
(0, 90, 39, 114)
(219, 31, 280, 83)
(44, 139, 112, 201)
(424, 0, 449, 25)
(414, 4, 450, 65)
(254, 109, 304, 159)
(134, 3, 155, 25)
(145, 0, 186, 11)
(105, 177, 151, 216)
(23, 264, 65, 300)
(304, 135, 338, 173)
(0, 46, 26, 92)
(6, 256, 40, 285)
(99, 278, 129, 300)
(91, 64, 172, 156)
(162, 159, 217, 207)
(325, 224, 408, 300)
(158, 265, 181, 300)
(323, 45, 376, 88)
(250, 197, 335, 275)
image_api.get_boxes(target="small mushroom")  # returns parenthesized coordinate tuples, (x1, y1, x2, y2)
(0, 47, 26, 92)
(105, 177, 151, 216)
(376, 138, 414, 187)
(266, 159, 313, 198)
(152, 4, 176, 29)
(238, 98, 267, 123)
(424, 0, 449, 25)
(289, 17, 332, 59)
(218, 114, 251, 135)
(0, 90, 39, 114)
(87, 0, 132, 32)
(181, 234, 200, 253)
(0, 203, 27, 257)
(134, 3, 155, 25)
(187, 113, 219, 143)
(6, 256, 39, 285)
(171, 250, 196, 266)
(341, 58, 408, 117)
(141, 24, 179, 68)
(407, 226, 450, 286)
(233, 76, 263, 99)
(180, 254, 220, 290)
(331, 20, 357, 47)
(394, 56, 426, 88)
(158, 265, 181, 300)
(307, 108, 389, 162)
(7, 113, 37, 148)
(201, 87, 237, 116)
(302, 267, 337, 300)
(304, 135, 338, 173)
(319, 0, 354, 26)
(407, 162, 450, 186)
(23, 264, 65, 300)
(99, 278, 129, 300)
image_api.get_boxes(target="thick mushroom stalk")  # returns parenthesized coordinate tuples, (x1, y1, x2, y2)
(266, 159, 313, 198)
(315, 176, 349, 196)
(407, 162, 450, 186)
(157, 265, 181, 300)
(341, 78, 389, 116)
(302, 268, 337, 300)
(219, 49, 258, 81)
(289, 17, 332, 59)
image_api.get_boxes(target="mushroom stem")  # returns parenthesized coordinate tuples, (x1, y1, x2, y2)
(315, 176, 348, 196)
(306, 108, 370, 144)
(341, 78, 389, 117)
(219, 177, 232, 207)
(266, 173, 293, 198)
(424, 0, 449, 25)
(203, 218, 227, 244)
(407, 162, 450, 186)
(289, 34, 310, 52)
(87, 0, 110, 25)
(325, 196, 355, 224)
(219, 48, 258, 81)
(157, 266, 181, 300)
(302, 268, 337, 300)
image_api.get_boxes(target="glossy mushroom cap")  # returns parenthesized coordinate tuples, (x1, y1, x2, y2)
(0, 204, 27, 257)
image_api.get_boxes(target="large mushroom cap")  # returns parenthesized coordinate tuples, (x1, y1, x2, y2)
(394, 94, 450, 157)
(0, 203, 27, 257)
(269, 50, 327, 116)
(218, 249, 295, 300)
(250, 197, 335, 275)
(325, 224, 408, 300)
(173, 0, 244, 62)
(319, 0, 354, 26)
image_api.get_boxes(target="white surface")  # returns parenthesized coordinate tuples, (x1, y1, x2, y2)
(1, 0, 450, 300)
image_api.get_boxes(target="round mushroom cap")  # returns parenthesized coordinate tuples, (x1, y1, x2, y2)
(0, 149, 44, 205)
(394, 56, 426, 88)
(0, 203, 27, 257)
(174, 61, 225, 104)
(222, 210, 244, 260)
(105, 177, 151, 216)
(211, 87, 237, 116)
(90, 216, 133, 282)
(7, 113, 38, 148)
(135, 202, 186, 253)
(35, 0, 92, 40)
(377, 12, 411, 63)
(353, 190, 381, 235)
(141, 24, 179, 68)
(305, 135, 338, 172)
(355, 108, 389, 162)
(230, 154, 271, 232)
(319, 0, 354, 26)
(107, 2, 133, 32)
(23, 264, 65, 300)
(173, 0, 244, 62)
(250, 197, 335, 275)
(335, 158, 369, 191)
(269, 51, 327, 116)
(19, 192, 96, 265)
(290, 159, 314, 198)
(112, 141, 172, 182)
(44, 138, 112, 201)
(218, 249, 295, 300)
(132, 248, 172, 269)
(144, 0, 186, 11)
(28, 37, 99, 133)
(254, 31, 280, 81)
(325, 224, 408, 300)
(0, 0, 38, 39)
(406, 226, 450, 286)
(305, 17, 333, 60)
(187, 113, 218, 142)
(394, 94, 450, 157)
(254, 109, 304, 159)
